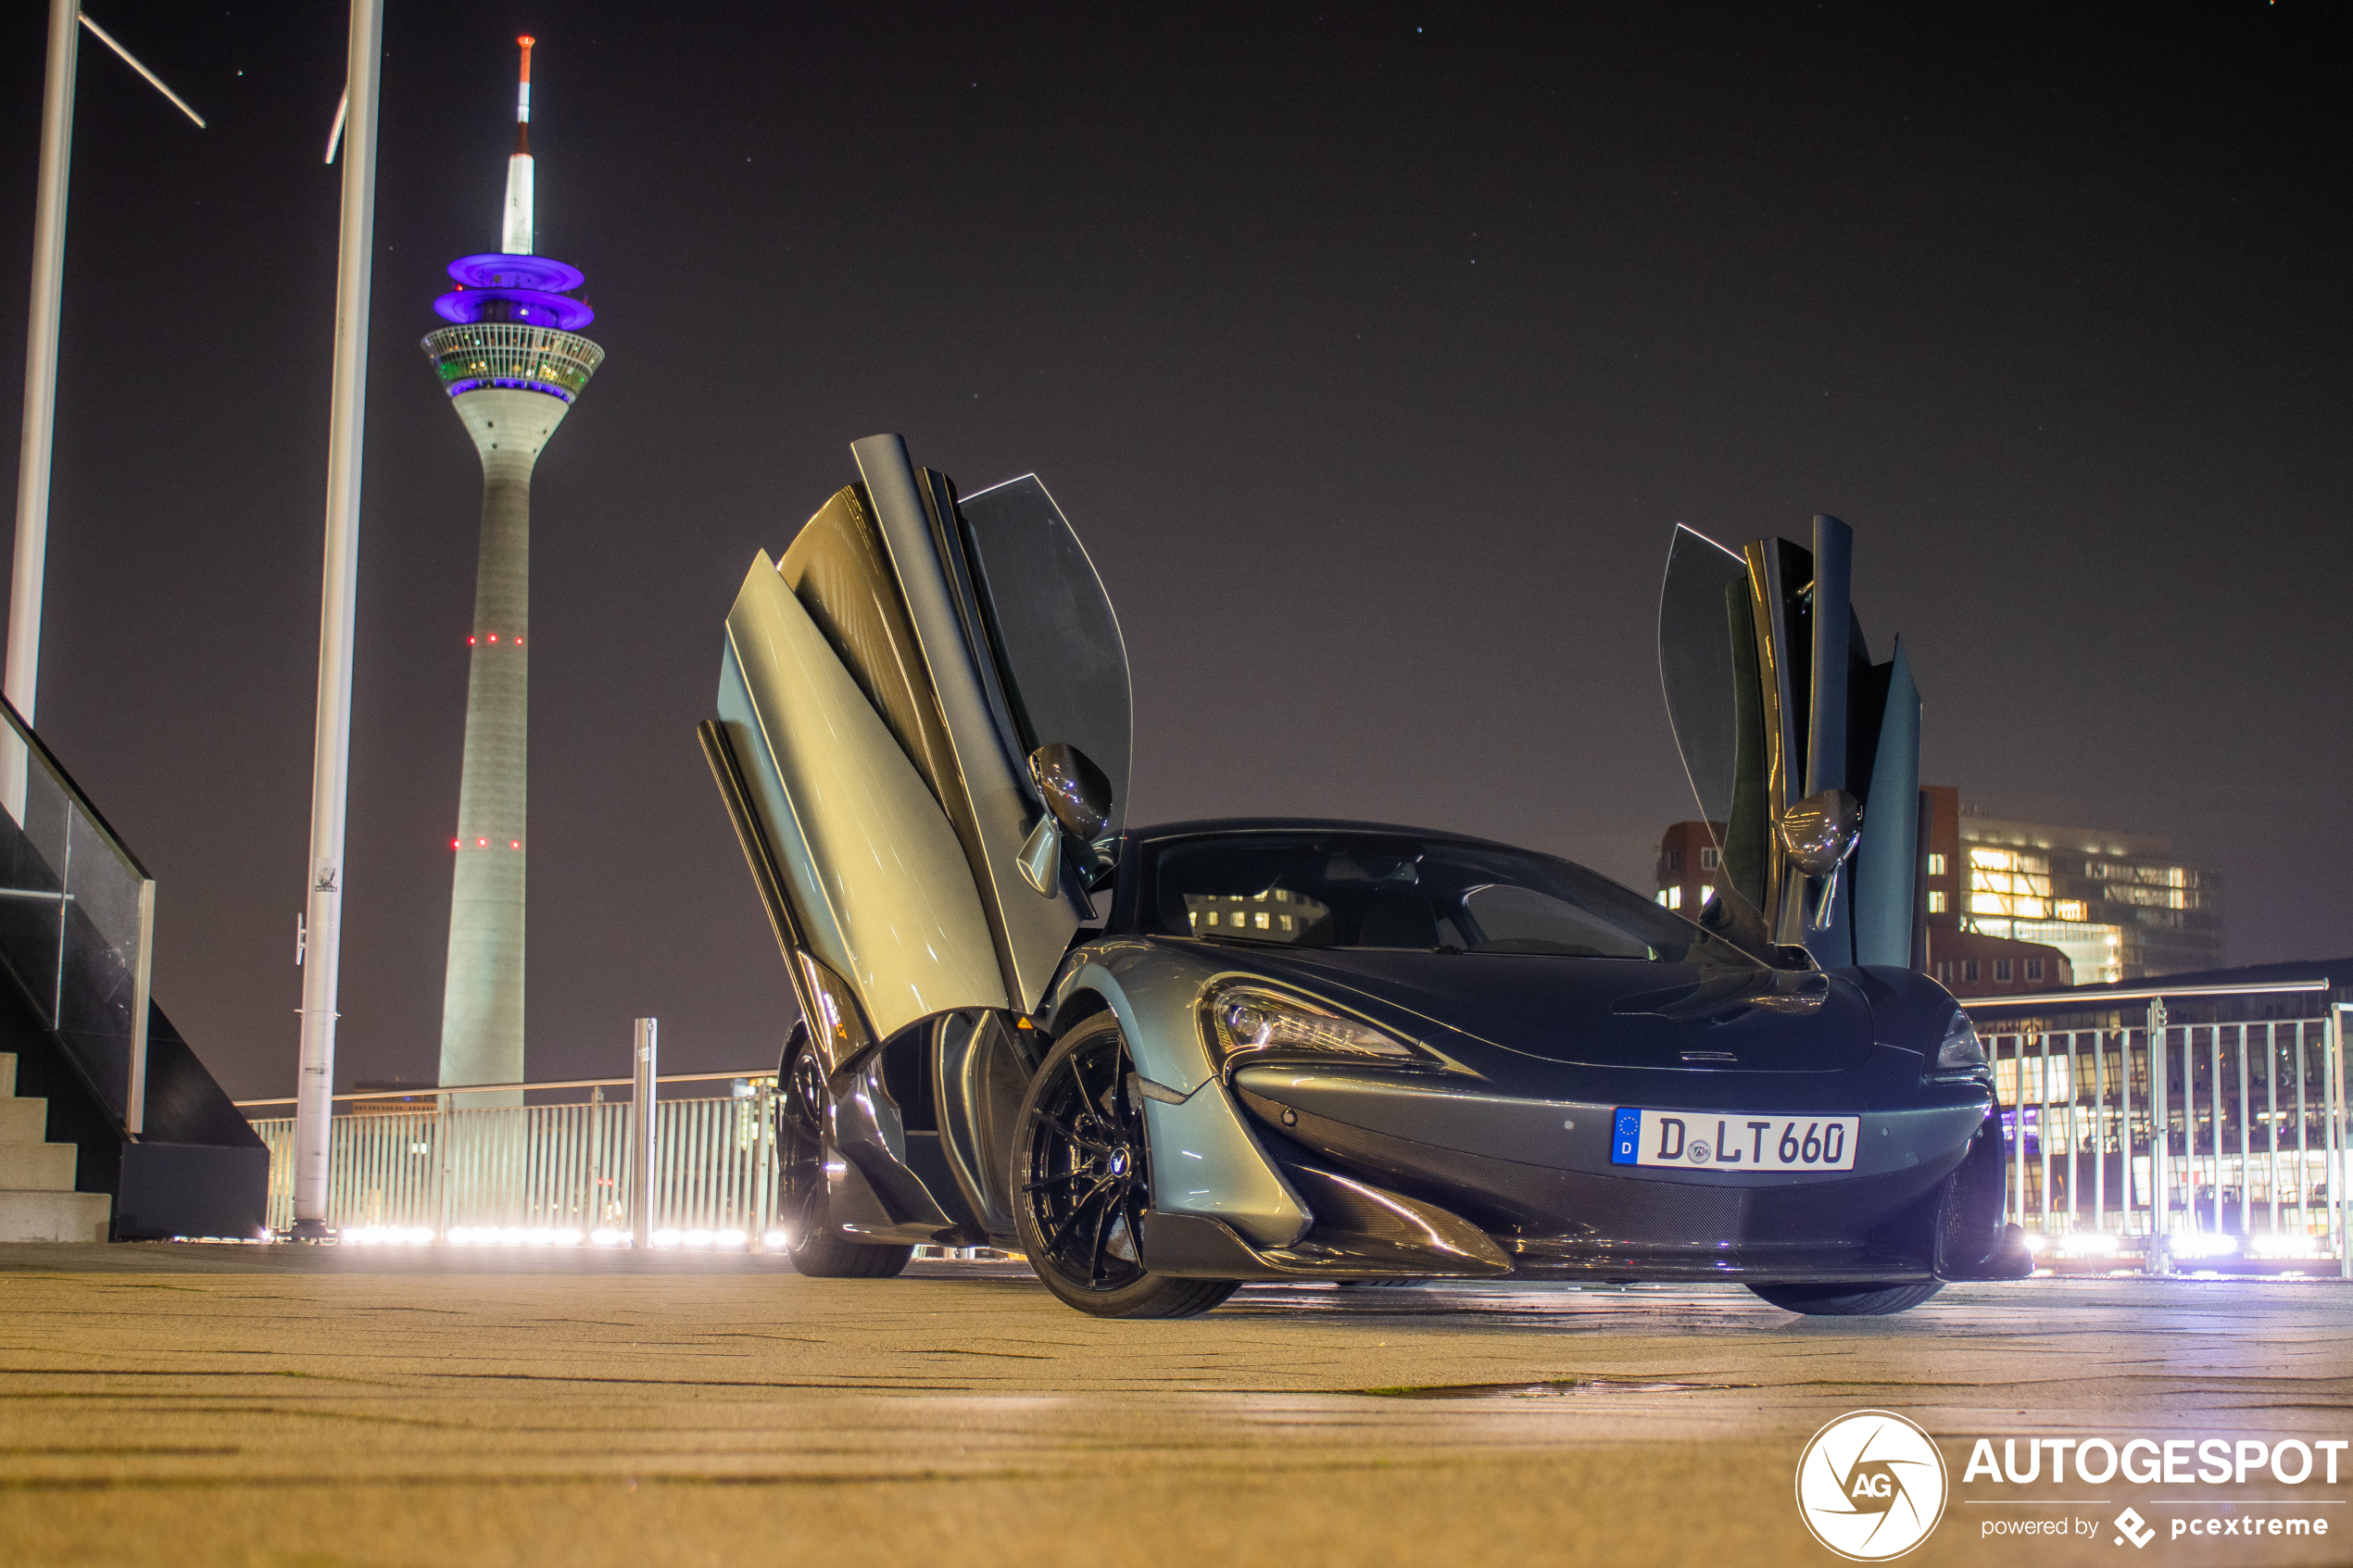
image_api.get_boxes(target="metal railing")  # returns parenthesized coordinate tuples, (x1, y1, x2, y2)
(245, 1078, 778, 1243)
(1968, 985, 2350, 1273)
(0, 694, 155, 1134)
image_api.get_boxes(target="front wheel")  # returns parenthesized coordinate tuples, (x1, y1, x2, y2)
(1746, 1281, 1944, 1316)
(1013, 1015, 1239, 1319)
(775, 1028, 912, 1280)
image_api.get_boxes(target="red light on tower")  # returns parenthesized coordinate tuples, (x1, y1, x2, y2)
(452, 838, 460, 850)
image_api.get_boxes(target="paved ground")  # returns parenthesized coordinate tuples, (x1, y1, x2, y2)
(1, 1244, 2347, 1567)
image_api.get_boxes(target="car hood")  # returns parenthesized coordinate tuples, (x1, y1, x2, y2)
(1196, 946, 1879, 1073)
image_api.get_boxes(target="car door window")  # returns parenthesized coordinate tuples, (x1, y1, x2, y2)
(956, 476, 1132, 833)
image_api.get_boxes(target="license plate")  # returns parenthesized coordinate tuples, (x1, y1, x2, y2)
(1610, 1109, 1858, 1171)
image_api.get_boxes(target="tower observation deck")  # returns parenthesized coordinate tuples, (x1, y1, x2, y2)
(422, 37, 601, 1099)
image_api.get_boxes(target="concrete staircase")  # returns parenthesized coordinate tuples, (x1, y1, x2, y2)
(0, 1052, 110, 1242)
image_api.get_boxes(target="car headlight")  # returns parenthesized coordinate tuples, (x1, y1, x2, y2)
(1203, 984, 1423, 1071)
(1932, 1009, 1988, 1077)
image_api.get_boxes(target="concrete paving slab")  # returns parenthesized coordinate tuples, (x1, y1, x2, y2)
(1, 1243, 2347, 1566)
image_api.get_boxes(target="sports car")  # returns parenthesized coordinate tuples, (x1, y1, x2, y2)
(699, 435, 2029, 1319)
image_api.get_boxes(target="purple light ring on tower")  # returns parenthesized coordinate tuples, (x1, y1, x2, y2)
(447, 252, 585, 292)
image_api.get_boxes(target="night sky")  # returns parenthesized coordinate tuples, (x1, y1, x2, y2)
(1, 3, 2345, 1099)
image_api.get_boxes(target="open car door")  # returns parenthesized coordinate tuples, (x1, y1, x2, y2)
(701, 434, 1131, 1074)
(1655, 518, 1919, 970)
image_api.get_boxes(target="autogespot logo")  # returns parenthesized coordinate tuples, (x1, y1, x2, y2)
(1796, 1411, 1950, 1561)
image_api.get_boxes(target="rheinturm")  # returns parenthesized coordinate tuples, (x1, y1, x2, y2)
(421, 36, 602, 1098)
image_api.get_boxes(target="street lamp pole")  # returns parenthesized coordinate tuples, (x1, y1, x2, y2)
(290, 0, 384, 1238)
(7, 5, 205, 825)
(3, 0, 80, 823)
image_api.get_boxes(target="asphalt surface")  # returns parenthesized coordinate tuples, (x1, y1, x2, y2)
(2, 1243, 2348, 1567)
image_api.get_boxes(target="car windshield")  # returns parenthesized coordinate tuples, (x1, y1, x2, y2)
(1135, 832, 1759, 971)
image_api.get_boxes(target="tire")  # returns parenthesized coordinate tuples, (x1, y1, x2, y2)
(1013, 1014, 1239, 1319)
(1746, 1281, 1944, 1316)
(776, 1029, 912, 1280)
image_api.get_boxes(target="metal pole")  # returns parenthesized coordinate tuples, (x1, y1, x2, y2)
(2330, 1005, 2347, 1280)
(632, 1017, 657, 1248)
(2297, 1018, 2310, 1231)
(2120, 1026, 2134, 1237)
(289, 0, 383, 1239)
(2094, 1029, 2108, 1232)
(3, 0, 79, 825)
(2066, 1033, 2080, 1232)
(2145, 1000, 2169, 1273)
(2235, 1025, 2250, 1237)
(126, 877, 153, 1135)
(2208, 1026, 2221, 1237)
(2037, 1034, 2052, 1233)
(2268, 1022, 2280, 1236)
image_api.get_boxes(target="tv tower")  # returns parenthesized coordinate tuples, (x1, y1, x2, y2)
(421, 36, 602, 1097)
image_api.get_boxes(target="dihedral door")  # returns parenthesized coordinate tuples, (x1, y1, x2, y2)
(715, 434, 1131, 1049)
(1655, 519, 1919, 968)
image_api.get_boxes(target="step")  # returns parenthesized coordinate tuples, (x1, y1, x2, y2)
(0, 1140, 77, 1191)
(0, 1187, 109, 1243)
(0, 1098, 48, 1142)
(0, 1050, 15, 1098)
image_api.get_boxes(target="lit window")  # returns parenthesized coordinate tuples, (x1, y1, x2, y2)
(1700, 847, 1719, 871)
(2026, 958, 2045, 982)
(1928, 853, 1947, 876)
(1278, 915, 1293, 931)
(1254, 911, 1271, 930)
(1669, 886, 1683, 910)
(1698, 884, 1714, 907)
(1928, 891, 1948, 913)
(1655, 890, 1669, 906)
(1205, 911, 1219, 926)
(1994, 958, 2013, 983)
(2055, 900, 2088, 922)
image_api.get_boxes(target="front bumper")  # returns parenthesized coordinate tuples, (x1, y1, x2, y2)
(1206, 1055, 1994, 1283)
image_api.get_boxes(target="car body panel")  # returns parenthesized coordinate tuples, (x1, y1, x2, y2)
(1047, 942, 1313, 1247)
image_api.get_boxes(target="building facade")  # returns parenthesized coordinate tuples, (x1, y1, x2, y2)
(1658, 784, 2221, 991)
(1921, 786, 2223, 985)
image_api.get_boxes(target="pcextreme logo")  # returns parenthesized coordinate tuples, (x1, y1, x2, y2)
(1796, 1410, 1950, 1561)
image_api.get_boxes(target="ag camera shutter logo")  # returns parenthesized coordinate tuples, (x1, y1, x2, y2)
(1795, 1410, 1949, 1560)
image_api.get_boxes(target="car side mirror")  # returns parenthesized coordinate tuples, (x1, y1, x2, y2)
(1775, 789, 1861, 877)
(1027, 743, 1114, 842)
(1776, 788, 1861, 935)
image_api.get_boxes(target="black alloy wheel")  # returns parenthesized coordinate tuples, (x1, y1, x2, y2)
(774, 1027, 912, 1280)
(1013, 1015, 1238, 1318)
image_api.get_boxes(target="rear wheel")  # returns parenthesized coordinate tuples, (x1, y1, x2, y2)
(776, 1031, 912, 1280)
(1013, 1015, 1239, 1319)
(1746, 1281, 1944, 1316)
